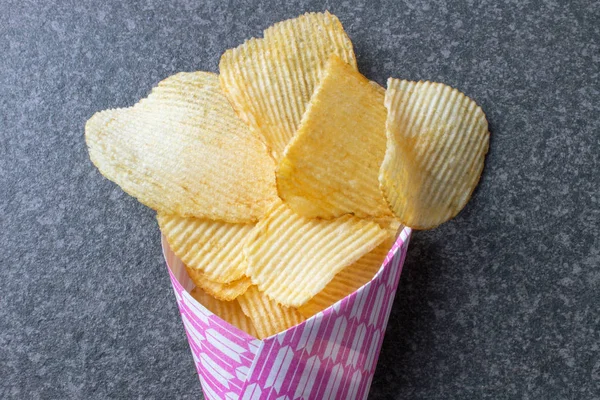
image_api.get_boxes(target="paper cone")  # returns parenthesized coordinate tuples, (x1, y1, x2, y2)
(162, 227, 411, 400)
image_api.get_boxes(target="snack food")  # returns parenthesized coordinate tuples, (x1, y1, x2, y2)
(277, 55, 391, 219)
(379, 79, 490, 229)
(86, 11, 488, 340)
(185, 268, 251, 301)
(164, 231, 411, 400)
(157, 213, 253, 283)
(87, 10, 489, 399)
(244, 202, 389, 307)
(86, 72, 277, 223)
(219, 11, 356, 161)
(237, 285, 305, 339)
(298, 233, 396, 318)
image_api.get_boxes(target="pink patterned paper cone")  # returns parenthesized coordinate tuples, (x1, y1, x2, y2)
(162, 227, 411, 400)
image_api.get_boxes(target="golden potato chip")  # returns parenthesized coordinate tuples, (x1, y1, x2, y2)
(186, 266, 251, 301)
(191, 287, 257, 337)
(219, 12, 356, 161)
(379, 79, 490, 229)
(368, 217, 403, 238)
(237, 285, 305, 339)
(244, 203, 388, 307)
(85, 71, 277, 223)
(157, 213, 253, 283)
(298, 234, 395, 318)
(277, 55, 391, 219)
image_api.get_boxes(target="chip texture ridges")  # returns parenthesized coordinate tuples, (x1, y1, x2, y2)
(157, 213, 253, 283)
(277, 55, 391, 218)
(219, 12, 356, 161)
(237, 285, 305, 339)
(244, 203, 388, 307)
(380, 79, 489, 229)
(186, 267, 251, 301)
(298, 234, 394, 318)
(85, 71, 277, 223)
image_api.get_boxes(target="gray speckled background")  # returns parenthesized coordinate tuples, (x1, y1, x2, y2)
(1, 0, 599, 399)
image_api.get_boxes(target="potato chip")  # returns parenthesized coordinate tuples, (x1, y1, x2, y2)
(368, 217, 403, 238)
(297, 234, 395, 318)
(186, 267, 251, 301)
(191, 287, 257, 337)
(379, 79, 489, 229)
(157, 213, 253, 283)
(244, 203, 388, 307)
(277, 55, 391, 219)
(237, 285, 305, 339)
(219, 12, 356, 161)
(85, 71, 277, 223)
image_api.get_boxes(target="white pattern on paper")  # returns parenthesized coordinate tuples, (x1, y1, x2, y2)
(365, 330, 381, 371)
(201, 380, 220, 400)
(236, 366, 250, 381)
(388, 257, 400, 289)
(368, 286, 387, 326)
(249, 339, 262, 354)
(275, 330, 286, 345)
(346, 370, 362, 400)
(296, 317, 321, 353)
(181, 290, 210, 323)
(200, 353, 234, 388)
(241, 383, 262, 400)
(323, 316, 347, 362)
(333, 299, 342, 313)
(322, 363, 344, 400)
(346, 323, 367, 368)
(350, 285, 370, 320)
(293, 355, 321, 399)
(163, 228, 412, 400)
(191, 348, 200, 363)
(206, 329, 246, 363)
(264, 346, 294, 392)
(181, 314, 205, 345)
(381, 289, 396, 331)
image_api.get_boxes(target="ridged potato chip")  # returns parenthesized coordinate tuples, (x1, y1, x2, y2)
(379, 80, 489, 229)
(237, 285, 305, 339)
(219, 12, 356, 161)
(244, 203, 388, 307)
(191, 287, 257, 337)
(298, 234, 395, 318)
(85, 72, 277, 223)
(369, 217, 403, 238)
(186, 267, 251, 301)
(157, 213, 253, 283)
(277, 55, 391, 219)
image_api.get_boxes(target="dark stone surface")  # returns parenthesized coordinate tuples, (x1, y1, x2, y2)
(1, 0, 598, 398)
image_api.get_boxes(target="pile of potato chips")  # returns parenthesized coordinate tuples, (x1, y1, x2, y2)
(86, 12, 489, 339)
